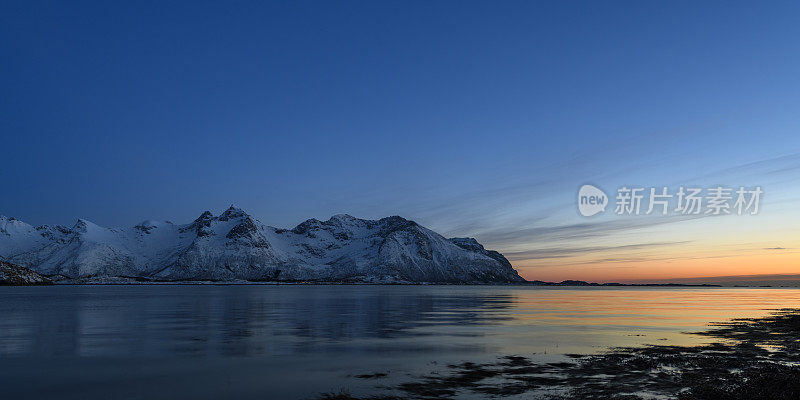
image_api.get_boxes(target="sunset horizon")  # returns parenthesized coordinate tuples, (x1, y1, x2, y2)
(2, 1, 799, 399)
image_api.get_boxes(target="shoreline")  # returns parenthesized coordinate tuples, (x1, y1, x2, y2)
(317, 309, 800, 399)
(3, 282, 734, 287)
(11, 282, 800, 288)
(3, 278, 726, 287)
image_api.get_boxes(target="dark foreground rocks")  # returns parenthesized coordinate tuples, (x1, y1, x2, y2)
(317, 309, 800, 400)
(0, 260, 52, 285)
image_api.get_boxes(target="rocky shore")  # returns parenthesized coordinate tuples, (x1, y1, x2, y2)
(319, 309, 800, 399)
(0, 260, 52, 285)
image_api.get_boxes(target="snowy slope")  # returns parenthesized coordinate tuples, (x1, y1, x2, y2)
(0, 209, 524, 283)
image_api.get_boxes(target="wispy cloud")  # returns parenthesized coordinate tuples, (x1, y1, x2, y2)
(687, 153, 800, 182)
(503, 241, 691, 261)
(476, 214, 703, 248)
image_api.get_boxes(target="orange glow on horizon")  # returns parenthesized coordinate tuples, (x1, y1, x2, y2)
(515, 251, 800, 283)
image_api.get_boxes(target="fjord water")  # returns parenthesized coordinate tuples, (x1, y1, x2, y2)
(1, 286, 799, 399)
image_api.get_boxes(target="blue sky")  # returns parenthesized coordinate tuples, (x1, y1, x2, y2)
(2, 1, 799, 280)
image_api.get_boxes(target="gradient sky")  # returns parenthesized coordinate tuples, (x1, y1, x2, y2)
(2, 1, 799, 282)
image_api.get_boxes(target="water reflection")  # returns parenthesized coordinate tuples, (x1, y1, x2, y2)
(0, 286, 515, 357)
(3, 286, 800, 359)
(3, 286, 800, 400)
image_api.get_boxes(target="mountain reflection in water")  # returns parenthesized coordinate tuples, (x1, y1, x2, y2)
(2, 285, 800, 400)
(0, 285, 515, 357)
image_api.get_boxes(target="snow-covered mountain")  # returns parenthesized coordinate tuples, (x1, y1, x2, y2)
(0, 208, 524, 283)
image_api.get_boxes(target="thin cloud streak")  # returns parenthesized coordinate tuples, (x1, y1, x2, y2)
(477, 214, 703, 248)
(503, 241, 691, 261)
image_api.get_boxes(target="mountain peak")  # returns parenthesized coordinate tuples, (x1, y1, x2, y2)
(72, 218, 93, 232)
(376, 215, 419, 237)
(327, 214, 362, 226)
(380, 215, 411, 223)
(0, 215, 36, 235)
(330, 213, 357, 221)
(70, 219, 111, 240)
(181, 211, 214, 236)
(291, 218, 322, 235)
(218, 205, 248, 221)
(195, 211, 213, 221)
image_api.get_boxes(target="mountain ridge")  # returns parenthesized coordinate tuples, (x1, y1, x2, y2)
(0, 207, 524, 284)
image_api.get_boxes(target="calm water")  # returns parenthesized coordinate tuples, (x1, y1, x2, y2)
(1, 285, 799, 399)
